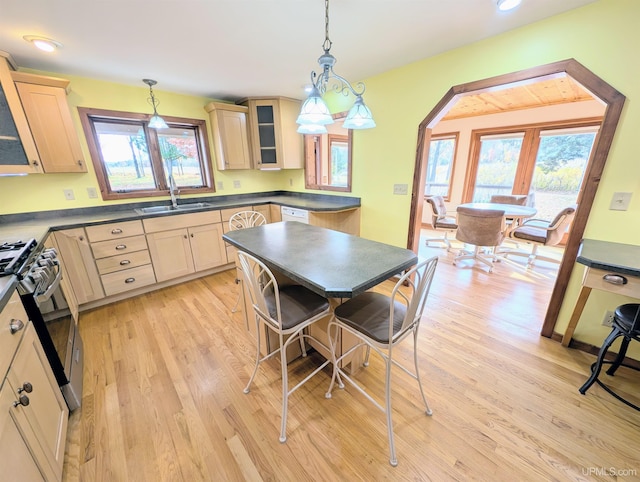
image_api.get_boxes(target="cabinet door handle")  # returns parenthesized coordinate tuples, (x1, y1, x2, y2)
(115, 244, 127, 250)
(78, 160, 83, 166)
(120, 260, 131, 265)
(18, 382, 33, 394)
(125, 278, 136, 284)
(13, 394, 30, 408)
(111, 228, 123, 235)
(9, 318, 25, 334)
(32, 160, 39, 166)
(183, 235, 188, 239)
(190, 233, 194, 238)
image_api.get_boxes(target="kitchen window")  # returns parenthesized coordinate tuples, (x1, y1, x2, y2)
(304, 113, 352, 192)
(79, 108, 214, 200)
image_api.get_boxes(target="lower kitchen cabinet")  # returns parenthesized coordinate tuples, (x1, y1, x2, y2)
(52, 228, 105, 304)
(144, 211, 227, 283)
(1, 291, 69, 482)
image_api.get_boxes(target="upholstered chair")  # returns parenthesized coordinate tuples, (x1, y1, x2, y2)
(453, 206, 505, 273)
(424, 195, 458, 251)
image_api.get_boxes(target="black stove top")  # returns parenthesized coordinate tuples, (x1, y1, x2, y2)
(0, 239, 38, 276)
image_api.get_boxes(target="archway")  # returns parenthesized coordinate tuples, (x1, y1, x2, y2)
(407, 59, 625, 338)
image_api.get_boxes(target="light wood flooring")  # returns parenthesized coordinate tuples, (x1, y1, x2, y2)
(62, 239, 640, 481)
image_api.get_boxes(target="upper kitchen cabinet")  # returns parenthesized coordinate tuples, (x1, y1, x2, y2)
(241, 97, 303, 170)
(0, 52, 87, 174)
(0, 53, 42, 174)
(204, 102, 252, 170)
(12, 71, 87, 173)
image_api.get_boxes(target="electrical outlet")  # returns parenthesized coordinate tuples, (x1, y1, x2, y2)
(63, 189, 75, 201)
(289, 178, 293, 186)
(233, 180, 241, 189)
(602, 310, 615, 327)
(87, 187, 98, 199)
(217, 181, 224, 190)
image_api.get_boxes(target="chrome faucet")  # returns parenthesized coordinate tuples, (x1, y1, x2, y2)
(168, 174, 179, 208)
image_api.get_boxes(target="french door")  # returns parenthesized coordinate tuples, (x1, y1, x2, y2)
(465, 119, 600, 221)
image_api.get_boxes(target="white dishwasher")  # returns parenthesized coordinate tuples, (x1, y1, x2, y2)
(281, 206, 309, 224)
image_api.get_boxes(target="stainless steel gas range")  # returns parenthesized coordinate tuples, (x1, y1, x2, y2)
(0, 238, 83, 411)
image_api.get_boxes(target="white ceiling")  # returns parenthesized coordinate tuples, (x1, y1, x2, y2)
(0, 0, 597, 102)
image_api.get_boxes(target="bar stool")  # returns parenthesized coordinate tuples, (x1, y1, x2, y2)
(579, 303, 640, 411)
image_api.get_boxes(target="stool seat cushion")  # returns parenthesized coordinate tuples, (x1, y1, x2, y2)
(265, 285, 330, 330)
(334, 292, 406, 343)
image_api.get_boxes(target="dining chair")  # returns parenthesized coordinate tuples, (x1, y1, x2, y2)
(325, 256, 439, 466)
(453, 206, 505, 273)
(237, 250, 332, 442)
(579, 303, 640, 411)
(489, 194, 529, 206)
(229, 210, 267, 312)
(505, 205, 576, 268)
(424, 195, 458, 251)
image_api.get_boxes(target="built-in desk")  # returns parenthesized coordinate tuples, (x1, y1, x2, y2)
(562, 239, 640, 346)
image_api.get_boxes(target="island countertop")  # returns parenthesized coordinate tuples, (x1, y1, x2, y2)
(223, 221, 418, 298)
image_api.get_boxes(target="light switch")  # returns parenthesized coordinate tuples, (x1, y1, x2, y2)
(393, 183, 408, 195)
(609, 192, 632, 211)
(87, 187, 98, 199)
(233, 180, 241, 189)
(217, 181, 224, 190)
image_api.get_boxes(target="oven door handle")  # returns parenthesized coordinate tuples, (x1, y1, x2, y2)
(35, 264, 62, 305)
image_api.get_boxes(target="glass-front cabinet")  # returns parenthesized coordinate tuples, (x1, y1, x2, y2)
(243, 97, 303, 170)
(0, 55, 42, 174)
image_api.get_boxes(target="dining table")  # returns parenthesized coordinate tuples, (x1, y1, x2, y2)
(457, 202, 537, 222)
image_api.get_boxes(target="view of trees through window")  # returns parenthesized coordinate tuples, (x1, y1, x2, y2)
(471, 125, 598, 221)
(425, 135, 456, 199)
(79, 108, 213, 200)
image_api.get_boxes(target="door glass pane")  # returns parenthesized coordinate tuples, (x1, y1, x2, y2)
(94, 121, 156, 191)
(529, 127, 597, 221)
(425, 136, 456, 198)
(473, 133, 524, 202)
(329, 138, 348, 187)
(157, 126, 204, 188)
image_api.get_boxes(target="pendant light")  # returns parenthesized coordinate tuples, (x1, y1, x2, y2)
(297, 0, 375, 132)
(142, 79, 169, 129)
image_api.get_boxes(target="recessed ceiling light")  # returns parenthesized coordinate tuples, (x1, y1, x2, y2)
(23, 35, 63, 52)
(497, 0, 522, 12)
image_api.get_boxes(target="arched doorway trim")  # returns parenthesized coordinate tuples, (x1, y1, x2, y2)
(407, 58, 625, 337)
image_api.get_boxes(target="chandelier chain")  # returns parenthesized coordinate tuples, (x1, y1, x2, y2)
(323, 0, 332, 52)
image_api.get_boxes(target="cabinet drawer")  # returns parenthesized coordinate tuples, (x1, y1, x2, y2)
(85, 220, 144, 242)
(90, 235, 148, 259)
(583, 267, 640, 298)
(95, 250, 152, 275)
(0, 291, 28, 380)
(101, 265, 157, 297)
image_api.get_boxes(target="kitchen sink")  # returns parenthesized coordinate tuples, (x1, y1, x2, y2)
(135, 202, 212, 215)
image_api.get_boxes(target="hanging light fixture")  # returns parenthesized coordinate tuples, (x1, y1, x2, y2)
(142, 79, 169, 129)
(297, 0, 375, 132)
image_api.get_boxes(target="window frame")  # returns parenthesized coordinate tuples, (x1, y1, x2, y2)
(304, 112, 353, 193)
(78, 107, 214, 200)
(424, 132, 458, 201)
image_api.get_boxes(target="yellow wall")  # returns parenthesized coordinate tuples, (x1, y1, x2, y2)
(0, 74, 300, 212)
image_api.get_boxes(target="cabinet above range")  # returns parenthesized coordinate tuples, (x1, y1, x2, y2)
(0, 53, 87, 175)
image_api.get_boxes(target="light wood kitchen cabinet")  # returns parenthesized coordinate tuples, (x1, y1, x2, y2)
(53, 228, 105, 304)
(86, 220, 156, 296)
(144, 211, 227, 282)
(13, 72, 87, 173)
(204, 102, 252, 170)
(1, 291, 68, 482)
(242, 97, 303, 170)
(0, 53, 42, 174)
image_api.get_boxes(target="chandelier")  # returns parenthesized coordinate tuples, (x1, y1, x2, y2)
(142, 79, 168, 129)
(296, 0, 376, 134)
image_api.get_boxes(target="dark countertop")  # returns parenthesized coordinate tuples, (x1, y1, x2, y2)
(0, 191, 361, 246)
(576, 239, 640, 277)
(0, 191, 360, 311)
(223, 221, 417, 298)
